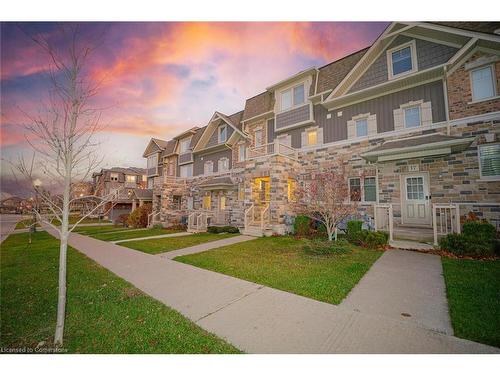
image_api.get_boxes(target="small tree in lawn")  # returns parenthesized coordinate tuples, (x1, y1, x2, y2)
(293, 164, 358, 241)
(8, 24, 112, 346)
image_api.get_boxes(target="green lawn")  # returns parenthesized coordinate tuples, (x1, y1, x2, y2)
(442, 257, 500, 348)
(51, 216, 111, 226)
(90, 228, 181, 242)
(0, 232, 240, 353)
(72, 225, 130, 235)
(15, 219, 39, 229)
(176, 236, 382, 305)
(122, 233, 239, 254)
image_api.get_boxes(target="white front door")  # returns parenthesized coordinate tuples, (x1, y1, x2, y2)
(401, 173, 431, 226)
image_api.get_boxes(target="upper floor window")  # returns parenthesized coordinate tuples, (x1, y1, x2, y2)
(218, 124, 227, 143)
(147, 178, 153, 189)
(479, 143, 500, 180)
(147, 153, 158, 169)
(218, 157, 229, 172)
(125, 175, 136, 183)
(239, 144, 246, 162)
(280, 83, 305, 111)
(355, 118, 368, 137)
(404, 106, 421, 128)
(388, 41, 417, 79)
(254, 129, 263, 147)
(110, 173, 119, 182)
(204, 161, 213, 175)
(180, 138, 191, 153)
(179, 164, 193, 178)
(471, 65, 496, 102)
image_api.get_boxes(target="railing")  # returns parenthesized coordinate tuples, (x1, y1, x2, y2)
(260, 203, 270, 231)
(147, 211, 161, 227)
(247, 141, 297, 161)
(196, 212, 208, 231)
(433, 204, 460, 246)
(373, 203, 394, 241)
(244, 204, 255, 229)
(187, 212, 197, 231)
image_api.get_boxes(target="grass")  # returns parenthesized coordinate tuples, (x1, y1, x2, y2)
(50, 216, 111, 226)
(176, 236, 382, 305)
(72, 225, 130, 235)
(122, 232, 239, 255)
(0, 232, 240, 353)
(90, 228, 181, 242)
(442, 257, 500, 348)
(15, 219, 39, 229)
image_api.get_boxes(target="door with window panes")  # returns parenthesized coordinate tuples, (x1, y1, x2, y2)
(401, 173, 431, 226)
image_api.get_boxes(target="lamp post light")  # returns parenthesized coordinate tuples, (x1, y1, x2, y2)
(29, 179, 43, 244)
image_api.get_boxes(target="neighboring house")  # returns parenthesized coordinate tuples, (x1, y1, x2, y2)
(91, 167, 148, 221)
(142, 22, 500, 240)
(0, 196, 31, 214)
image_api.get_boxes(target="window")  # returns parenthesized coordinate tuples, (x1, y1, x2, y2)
(280, 83, 305, 111)
(355, 119, 368, 137)
(219, 196, 226, 210)
(307, 129, 317, 146)
(479, 143, 500, 179)
(218, 157, 229, 172)
(388, 41, 417, 79)
(218, 124, 227, 143)
(254, 129, 263, 147)
(349, 178, 361, 201)
(471, 65, 496, 101)
(406, 177, 424, 200)
(404, 106, 421, 128)
(239, 144, 246, 162)
(180, 138, 191, 153)
(147, 153, 158, 169)
(204, 161, 213, 175)
(167, 162, 174, 176)
(179, 164, 192, 178)
(172, 195, 181, 210)
(147, 178, 153, 189)
(364, 177, 377, 202)
(110, 173, 119, 182)
(125, 175, 136, 183)
(202, 194, 211, 210)
(287, 178, 296, 201)
(142, 175, 147, 182)
(238, 183, 245, 201)
(187, 196, 194, 210)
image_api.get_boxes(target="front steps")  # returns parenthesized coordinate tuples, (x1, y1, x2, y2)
(241, 225, 273, 237)
(393, 225, 434, 242)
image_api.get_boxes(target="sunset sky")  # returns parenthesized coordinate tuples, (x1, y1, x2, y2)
(0, 22, 388, 196)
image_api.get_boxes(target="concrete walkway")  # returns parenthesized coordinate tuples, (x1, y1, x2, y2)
(341, 249, 453, 335)
(40, 224, 498, 353)
(158, 235, 255, 259)
(390, 240, 435, 251)
(0, 214, 23, 243)
(112, 231, 192, 244)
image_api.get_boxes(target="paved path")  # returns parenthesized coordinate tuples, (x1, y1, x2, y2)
(112, 231, 192, 244)
(341, 249, 453, 335)
(0, 214, 23, 243)
(159, 235, 255, 259)
(41, 224, 498, 354)
(390, 240, 435, 251)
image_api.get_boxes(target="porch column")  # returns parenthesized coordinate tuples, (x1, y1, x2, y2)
(132, 199, 137, 211)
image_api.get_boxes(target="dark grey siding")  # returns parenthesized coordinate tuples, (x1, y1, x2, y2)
(349, 35, 458, 93)
(267, 119, 275, 143)
(206, 124, 234, 148)
(178, 152, 193, 164)
(276, 104, 310, 130)
(193, 149, 233, 176)
(321, 80, 446, 143)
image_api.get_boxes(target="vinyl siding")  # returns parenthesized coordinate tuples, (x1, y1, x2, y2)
(349, 35, 458, 93)
(205, 124, 234, 148)
(275, 104, 311, 130)
(193, 149, 233, 176)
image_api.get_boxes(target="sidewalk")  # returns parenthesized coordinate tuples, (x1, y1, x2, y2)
(112, 231, 192, 244)
(42, 224, 499, 354)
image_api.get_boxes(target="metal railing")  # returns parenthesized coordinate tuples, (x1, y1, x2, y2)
(260, 203, 270, 231)
(373, 203, 394, 241)
(247, 140, 297, 161)
(244, 204, 255, 229)
(432, 204, 460, 246)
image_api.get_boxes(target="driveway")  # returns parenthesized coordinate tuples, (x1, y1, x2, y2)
(40, 224, 498, 353)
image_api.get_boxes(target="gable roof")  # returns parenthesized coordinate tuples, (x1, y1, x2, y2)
(431, 22, 500, 36)
(162, 139, 177, 156)
(189, 126, 207, 149)
(143, 137, 168, 157)
(242, 91, 274, 121)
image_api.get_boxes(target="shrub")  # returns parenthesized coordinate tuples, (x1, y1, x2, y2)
(115, 214, 129, 227)
(152, 223, 164, 229)
(346, 220, 363, 244)
(207, 226, 239, 234)
(127, 204, 152, 228)
(462, 221, 496, 242)
(439, 233, 495, 257)
(294, 215, 311, 237)
(361, 231, 389, 249)
(302, 239, 351, 256)
(168, 223, 187, 231)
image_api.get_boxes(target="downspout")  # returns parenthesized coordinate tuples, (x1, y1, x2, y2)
(443, 66, 451, 135)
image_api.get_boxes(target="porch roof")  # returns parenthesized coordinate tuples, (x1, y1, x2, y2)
(132, 188, 153, 200)
(361, 134, 475, 162)
(198, 177, 235, 190)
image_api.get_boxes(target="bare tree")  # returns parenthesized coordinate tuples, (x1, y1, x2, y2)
(9, 24, 111, 345)
(293, 165, 359, 241)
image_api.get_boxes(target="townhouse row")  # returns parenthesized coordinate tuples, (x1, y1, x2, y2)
(142, 22, 500, 238)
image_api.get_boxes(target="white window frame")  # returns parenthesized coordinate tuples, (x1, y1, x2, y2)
(218, 124, 227, 143)
(204, 160, 213, 175)
(125, 175, 136, 183)
(279, 83, 305, 111)
(387, 40, 418, 80)
(110, 173, 119, 182)
(147, 153, 158, 169)
(355, 117, 368, 138)
(403, 105, 422, 128)
(254, 128, 263, 147)
(179, 138, 191, 154)
(306, 128, 318, 146)
(218, 157, 229, 172)
(349, 176, 378, 203)
(238, 144, 246, 162)
(478, 143, 500, 181)
(469, 64, 497, 103)
(179, 164, 193, 178)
